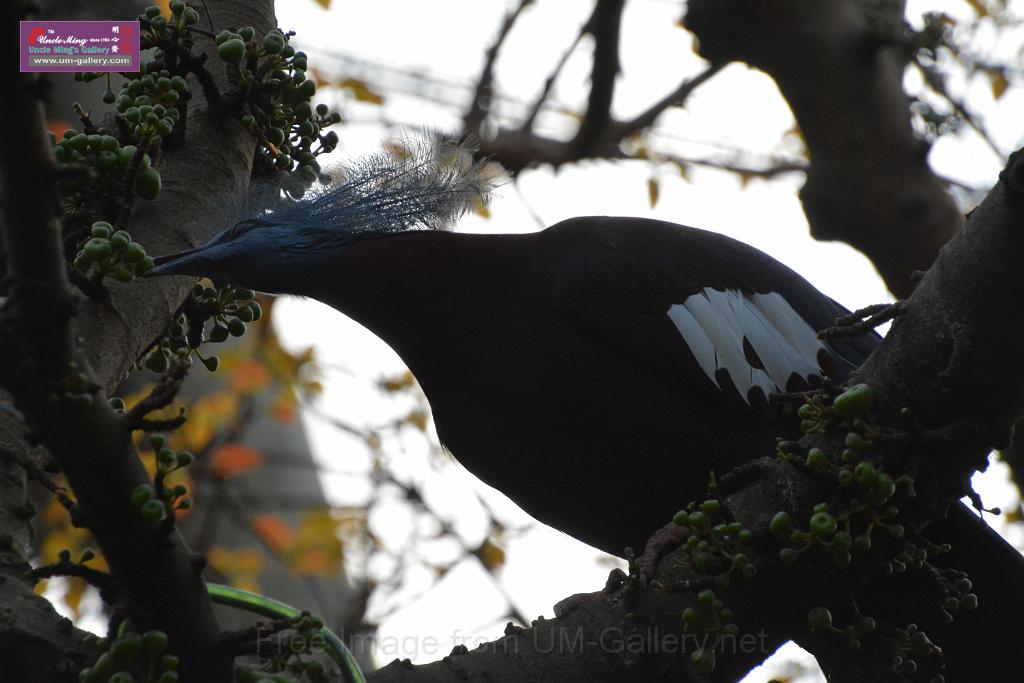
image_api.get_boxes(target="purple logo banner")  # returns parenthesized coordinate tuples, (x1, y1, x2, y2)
(20, 20, 141, 73)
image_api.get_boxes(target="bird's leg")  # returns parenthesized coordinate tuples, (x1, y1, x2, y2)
(555, 521, 696, 619)
(817, 301, 906, 340)
(632, 520, 691, 582)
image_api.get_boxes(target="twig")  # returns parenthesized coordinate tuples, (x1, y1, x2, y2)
(115, 142, 148, 228)
(124, 357, 190, 429)
(153, 36, 221, 106)
(216, 616, 301, 656)
(510, 177, 547, 229)
(27, 559, 118, 595)
(133, 415, 188, 432)
(915, 61, 1003, 160)
(521, 21, 587, 133)
(609, 62, 724, 139)
(464, 0, 533, 135)
(655, 152, 807, 180)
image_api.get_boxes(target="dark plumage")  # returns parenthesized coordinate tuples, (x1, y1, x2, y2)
(158, 213, 876, 552)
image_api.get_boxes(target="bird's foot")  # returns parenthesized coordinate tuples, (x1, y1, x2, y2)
(633, 521, 690, 582)
(817, 300, 905, 340)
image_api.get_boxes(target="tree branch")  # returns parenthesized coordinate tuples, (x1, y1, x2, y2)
(0, 42, 229, 683)
(571, 0, 625, 156)
(0, 1, 278, 679)
(608, 63, 724, 141)
(520, 19, 587, 133)
(684, 0, 963, 297)
(474, 4, 718, 176)
(463, 0, 534, 135)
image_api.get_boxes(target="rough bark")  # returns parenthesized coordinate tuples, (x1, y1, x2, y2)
(0, 0, 275, 680)
(0, 428, 92, 683)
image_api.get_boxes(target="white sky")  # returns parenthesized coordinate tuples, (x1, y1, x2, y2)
(259, 0, 1024, 680)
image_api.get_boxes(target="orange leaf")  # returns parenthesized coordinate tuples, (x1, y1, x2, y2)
(251, 514, 293, 553)
(965, 0, 988, 16)
(208, 546, 263, 575)
(210, 443, 263, 479)
(405, 409, 428, 431)
(989, 70, 1009, 100)
(47, 120, 72, 138)
(379, 371, 416, 393)
(270, 391, 297, 423)
(207, 547, 264, 593)
(340, 78, 384, 105)
(230, 359, 271, 393)
(647, 177, 660, 208)
(292, 548, 331, 574)
(287, 510, 344, 575)
(474, 538, 506, 571)
(176, 391, 240, 453)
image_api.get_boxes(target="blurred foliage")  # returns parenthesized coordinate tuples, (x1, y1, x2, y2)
(36, 292, 518, 639)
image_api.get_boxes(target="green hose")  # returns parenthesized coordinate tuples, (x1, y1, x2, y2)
(206, 582, 366, 683)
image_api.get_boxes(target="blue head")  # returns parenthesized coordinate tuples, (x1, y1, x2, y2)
(151, 136, 496, 295)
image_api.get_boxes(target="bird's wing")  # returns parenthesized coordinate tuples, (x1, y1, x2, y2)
(666, 288, 831, 400)
(541, 217, 882, 410)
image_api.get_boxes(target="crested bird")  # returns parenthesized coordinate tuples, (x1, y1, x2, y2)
(152, 140, 1023, 680)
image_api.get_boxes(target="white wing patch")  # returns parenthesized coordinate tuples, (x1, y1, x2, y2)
(668, 288, 827, 404)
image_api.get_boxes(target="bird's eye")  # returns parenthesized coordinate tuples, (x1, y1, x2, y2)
(225, 219, 263, 240)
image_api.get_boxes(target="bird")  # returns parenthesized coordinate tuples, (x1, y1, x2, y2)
(151, 145, 879, 553)
(151, 140, 1023, 681)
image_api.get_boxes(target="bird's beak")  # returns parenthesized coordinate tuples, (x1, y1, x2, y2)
(148, 245, 208, 277)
